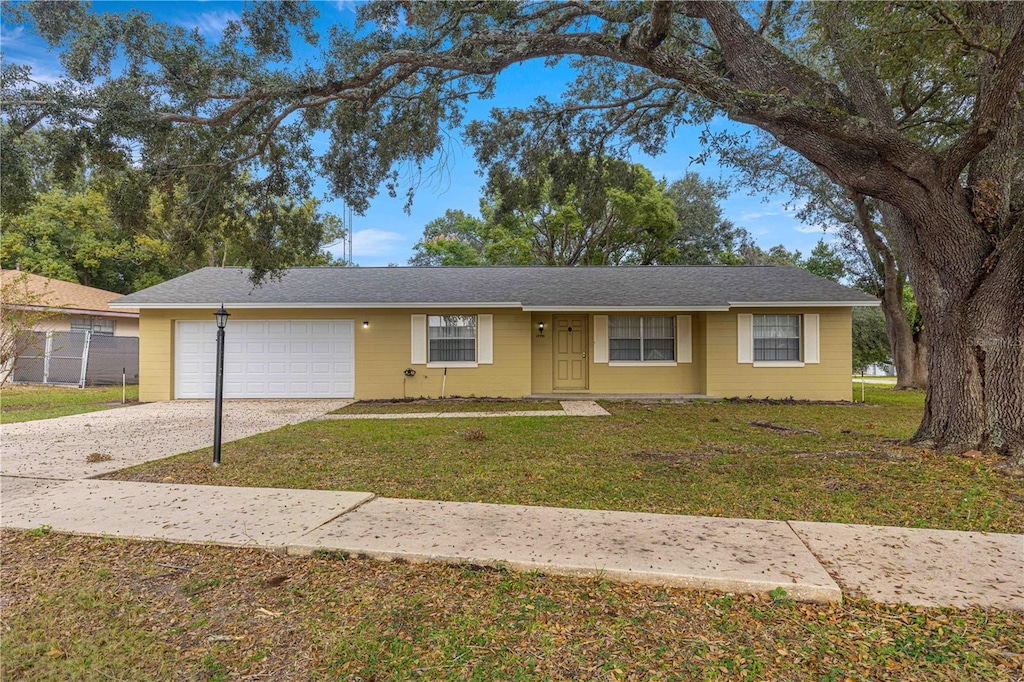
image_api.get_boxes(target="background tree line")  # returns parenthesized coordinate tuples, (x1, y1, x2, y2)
(1, 129, 348, 295)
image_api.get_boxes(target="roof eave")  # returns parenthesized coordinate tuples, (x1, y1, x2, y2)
(3, 304, 139, 317)
(521, 305, 730, 312)
(728, 300, 880, 308)
(109, 301, 525, 310)
(111, 300, 878, 311)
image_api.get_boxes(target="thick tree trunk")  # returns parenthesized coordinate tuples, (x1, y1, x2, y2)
(882, 288, 927, 390)
(899, 207, 1024, 465)
(908, 329, 928, 390)
(850, 196, 929, 389)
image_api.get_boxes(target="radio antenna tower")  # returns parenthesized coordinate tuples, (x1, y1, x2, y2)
(346, 205, 354, 265)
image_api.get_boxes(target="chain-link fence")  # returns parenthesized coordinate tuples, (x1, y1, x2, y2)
(11, 330, 139, 386)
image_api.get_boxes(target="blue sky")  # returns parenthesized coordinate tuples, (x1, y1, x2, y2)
(2, 1, 830, 267)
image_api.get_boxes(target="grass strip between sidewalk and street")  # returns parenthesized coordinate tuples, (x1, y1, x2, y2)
(2, 530, 1021, 681)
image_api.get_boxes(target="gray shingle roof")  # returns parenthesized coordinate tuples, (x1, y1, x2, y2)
(110, 266, 878, 309)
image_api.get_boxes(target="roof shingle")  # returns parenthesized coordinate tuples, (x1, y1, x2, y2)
(110, 266, 877, 310)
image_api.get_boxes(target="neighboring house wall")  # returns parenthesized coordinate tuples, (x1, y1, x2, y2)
(703, 307, 852, 401)
(113, 317, 139, 337)
(28, 313, 138, 337)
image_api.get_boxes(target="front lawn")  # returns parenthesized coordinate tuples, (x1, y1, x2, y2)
(106, 386, 1023, 533)
(1, 384, 139, 423)
(3, 531, 1021, 681)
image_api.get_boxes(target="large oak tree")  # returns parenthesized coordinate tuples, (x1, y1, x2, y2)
(3, 1, 1021, 463)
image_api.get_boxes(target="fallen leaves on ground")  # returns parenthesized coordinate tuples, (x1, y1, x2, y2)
(2, 531, 1022, 681)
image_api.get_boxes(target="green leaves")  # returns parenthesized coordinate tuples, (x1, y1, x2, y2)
(409, 153, 683, 267)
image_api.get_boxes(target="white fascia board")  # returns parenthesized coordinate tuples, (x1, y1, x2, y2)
(111, 301, 525, 310)
(520, 305, 730, 312)
(728, 300, 880, 308)
(9, 304, 140, 318)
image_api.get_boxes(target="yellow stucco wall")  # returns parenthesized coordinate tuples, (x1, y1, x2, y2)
(138, 308, 533, 401)
(703, 308, 853, 401)
(138, 313, 174, 402)
(588, 313, 701, 394)
(530, 313, 554, 394)
(138, 306, 854, 402)
(530, 313, 702, 395)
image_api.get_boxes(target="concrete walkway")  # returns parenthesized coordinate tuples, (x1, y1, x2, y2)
(320, 400, 610, 420)
(2, 479, 1021, 610)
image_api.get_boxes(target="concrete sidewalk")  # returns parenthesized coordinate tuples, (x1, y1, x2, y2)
(2, 478, 1020, 610)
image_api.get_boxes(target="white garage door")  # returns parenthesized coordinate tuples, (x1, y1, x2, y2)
(175, 320, 354, 399)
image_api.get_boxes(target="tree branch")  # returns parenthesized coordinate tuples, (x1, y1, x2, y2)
(927, 6, 1003, 58)
(942, 22, 1024, 183)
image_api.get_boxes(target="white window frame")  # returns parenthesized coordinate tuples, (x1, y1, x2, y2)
(411, 314, 493, 367)
(607, 316, 677, 366)
(738, 313, 820, 367)
(425, 313, 477, 366)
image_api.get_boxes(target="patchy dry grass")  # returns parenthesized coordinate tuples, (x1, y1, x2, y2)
(0, 384, 139, 423)
(106, 387, 1023, 533)
(2, 531, 1021, 681)
(334, 398, 562, 415)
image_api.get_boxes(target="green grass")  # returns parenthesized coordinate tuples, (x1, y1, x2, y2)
(0, 384, 139, 423)
(106, 385, 1023, 533)
(334, 399, 562, 414)
(3, 531, 1021, 681)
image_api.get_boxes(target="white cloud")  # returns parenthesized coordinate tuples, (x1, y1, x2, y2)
(179, 10, 241, 37)
(352, 228, 406, 258)
(740, 210, 779, 221)
(330, 1, 360, 13)
(1, 25, 25, 41)
(783, 199, 808, 214)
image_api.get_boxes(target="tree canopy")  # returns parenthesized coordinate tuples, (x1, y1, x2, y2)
(3, 1, 1022, 461)
(409, 164, 786, 268)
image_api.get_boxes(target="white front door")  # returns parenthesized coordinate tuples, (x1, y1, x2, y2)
(175, 320, 354, 398)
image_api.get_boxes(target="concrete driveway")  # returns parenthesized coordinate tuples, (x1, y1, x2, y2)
(0, 399, 351, 482)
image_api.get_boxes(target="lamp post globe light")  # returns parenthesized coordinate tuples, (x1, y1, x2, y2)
(213, 305, 230, 466)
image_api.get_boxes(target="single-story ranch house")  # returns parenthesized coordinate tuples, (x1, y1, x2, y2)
(110, 266, 878, 402)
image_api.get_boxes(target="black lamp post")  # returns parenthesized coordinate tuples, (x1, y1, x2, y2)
(213, 305, 230, 466)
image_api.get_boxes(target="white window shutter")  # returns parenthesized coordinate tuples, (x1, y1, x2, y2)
(411, 314, 427, 364)
(676, 315, 692, 363)
(593, 315, 609, 363)
(477, 314, 493, 364)
(737, 314, 753, 363)
(803, 313, 820, 364)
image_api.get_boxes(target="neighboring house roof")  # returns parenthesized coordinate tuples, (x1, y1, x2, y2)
(0, 270, 139, 317)
(110, 266, 878, 311)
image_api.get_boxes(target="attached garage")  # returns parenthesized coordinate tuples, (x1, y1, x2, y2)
(175, 319, 354, 399)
